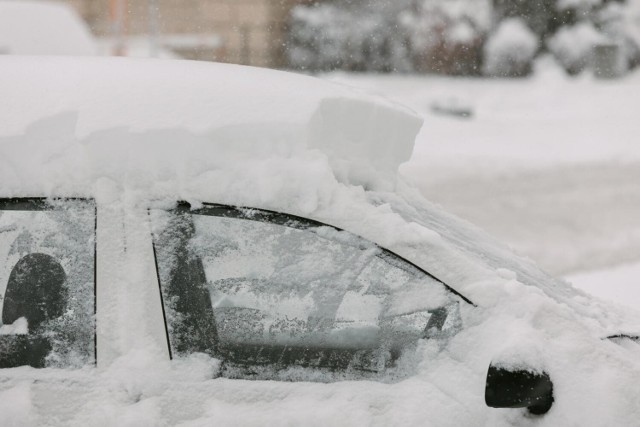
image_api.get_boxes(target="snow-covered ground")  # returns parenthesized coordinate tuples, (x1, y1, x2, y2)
(567, 262, 640, 310)
(325, 58, 640, 310)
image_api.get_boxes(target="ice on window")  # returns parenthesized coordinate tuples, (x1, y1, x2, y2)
(0, 199, 95, 368)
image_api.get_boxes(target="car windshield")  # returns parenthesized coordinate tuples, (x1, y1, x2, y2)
(151, 203, 463, 382)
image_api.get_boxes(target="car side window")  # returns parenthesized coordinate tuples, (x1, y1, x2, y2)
(0, 199, 95, 368)
(151, 203, 464, 382)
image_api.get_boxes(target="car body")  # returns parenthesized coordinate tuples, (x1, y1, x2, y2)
(0, 56, 639, 426)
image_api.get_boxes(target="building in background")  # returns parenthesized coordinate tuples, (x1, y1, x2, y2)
(64, 0, 310, 67)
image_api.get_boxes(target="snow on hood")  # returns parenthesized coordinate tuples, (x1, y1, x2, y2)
(0, 56, 421, 189)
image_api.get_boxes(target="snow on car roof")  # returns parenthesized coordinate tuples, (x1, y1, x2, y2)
(0, 56, 421, 182)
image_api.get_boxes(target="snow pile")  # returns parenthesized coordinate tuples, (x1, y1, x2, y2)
(0, 0, 97, 56)
(483, 18, 539, 77)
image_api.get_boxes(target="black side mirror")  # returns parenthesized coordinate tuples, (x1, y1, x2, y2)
(485, 364, 554, 415)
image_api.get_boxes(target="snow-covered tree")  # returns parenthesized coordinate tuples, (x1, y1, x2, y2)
(493, 0, 562, 39)
(287, 1, 413, 72)
(286, 0, 640, 75)
(595, 0, 640, 68)
(548, 22, 604, 74)
(483, 18, 539, 77)
(400, 0, 491, 75)
(287, 0, 491, 74)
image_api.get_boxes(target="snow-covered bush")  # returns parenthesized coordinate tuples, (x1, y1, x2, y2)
(493, 0, 561, 40)
(287, 2, 412, 72)
(401, 0, 491, 75)
(287, 5, 350, 71)
(285, 0, 639, 76)
(622, 0, 640, 67)
(483, 18, 539, 77)
(287, 0, 491, 75)
(549, 0, 640, 74)
(595, 0, 640, 69)
(548, 22, 605, 74)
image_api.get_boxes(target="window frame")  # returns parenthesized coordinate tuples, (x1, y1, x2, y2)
(0, 197, 98, 367)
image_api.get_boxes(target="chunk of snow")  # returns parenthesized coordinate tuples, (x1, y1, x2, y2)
(0, 317, 28, 335)
(308, 97, 421, 185)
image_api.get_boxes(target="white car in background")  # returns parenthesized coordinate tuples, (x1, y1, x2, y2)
(0, 56, 639, 426)
(0, 0, 97, 56)
(0, 0, 179, 59)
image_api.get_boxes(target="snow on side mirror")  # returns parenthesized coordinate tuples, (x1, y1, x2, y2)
(485, 363, 554, 415)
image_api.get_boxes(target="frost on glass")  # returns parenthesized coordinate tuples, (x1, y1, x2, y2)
(152, 208, 461, 381)
(0, 200, 95, 368)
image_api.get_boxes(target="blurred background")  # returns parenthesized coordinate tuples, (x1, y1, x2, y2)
(1, 0, 639, 309)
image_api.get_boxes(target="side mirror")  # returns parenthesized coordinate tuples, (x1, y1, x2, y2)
(485, 363, 554, 415)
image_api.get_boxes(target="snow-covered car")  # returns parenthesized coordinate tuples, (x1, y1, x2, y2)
(0, 56, 639, 426)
